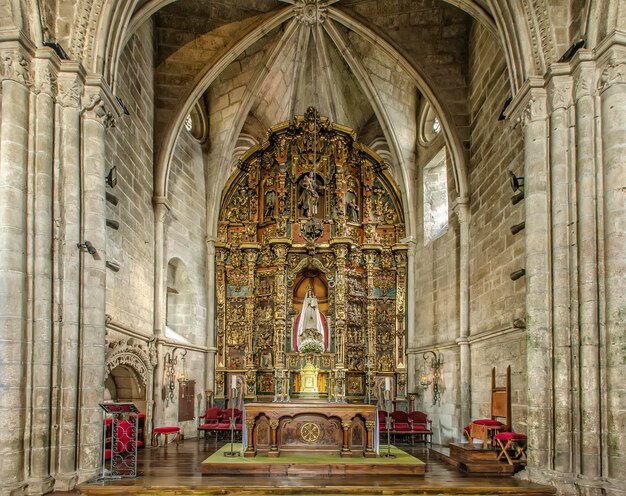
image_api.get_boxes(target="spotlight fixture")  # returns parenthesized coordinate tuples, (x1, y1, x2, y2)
(105, 166, 118, 188)
(77, 241, 100, 259)
(510, 221, 525, 235)
(498, 96, 512, 121)
(115, 96, 130, 116)
(558, 39, 585, 63)
(510, 268, 526, 281)
(509, 171, 524, 192)
(43, 41, 69, 60)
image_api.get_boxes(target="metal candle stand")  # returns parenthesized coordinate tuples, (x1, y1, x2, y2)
(223, 382, 240, 457)
(382, 388, 396, 458)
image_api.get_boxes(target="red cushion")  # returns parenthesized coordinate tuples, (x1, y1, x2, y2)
(392, 422, 411, 431)
(153, 426, 180, 433)
(473, 419, 503, 426)
(104, 448, 112, 460)
(495, 432, 527, 441)
(463, 425, 471, 433)
(198, 423, 218, 430)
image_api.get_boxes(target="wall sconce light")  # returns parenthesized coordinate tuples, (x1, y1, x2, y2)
(164, 348, 187, 402)
(419, 350, 443, 406)
(178, 350, 188, 399)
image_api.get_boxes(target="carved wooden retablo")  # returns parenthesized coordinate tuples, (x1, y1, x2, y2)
(215, 107, 408, 405)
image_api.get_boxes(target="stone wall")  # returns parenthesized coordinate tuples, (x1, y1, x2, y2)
(466, 21, 527, 426)
(105, 21, 156, 335)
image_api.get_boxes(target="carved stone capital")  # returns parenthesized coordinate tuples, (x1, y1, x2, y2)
(598, 53, 626, 92)
(82, 88, 116, 128)
(57, 72, 83, 108)
(33, 58, 58, 97)
(548, 80, 573, 112)
(0, 49, 32, 86)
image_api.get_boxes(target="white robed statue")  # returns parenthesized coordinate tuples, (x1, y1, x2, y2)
(296, 286, 326, 353)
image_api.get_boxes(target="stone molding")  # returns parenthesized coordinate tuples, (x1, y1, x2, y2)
(105, 337, 156, 387)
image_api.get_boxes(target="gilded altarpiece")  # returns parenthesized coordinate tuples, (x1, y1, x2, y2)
(215, 108, 407, 405)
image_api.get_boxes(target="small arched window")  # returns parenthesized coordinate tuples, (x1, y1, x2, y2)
(423, 147, 448, 243)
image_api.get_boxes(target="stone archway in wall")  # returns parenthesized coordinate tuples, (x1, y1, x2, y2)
(104, 338, 157, 432)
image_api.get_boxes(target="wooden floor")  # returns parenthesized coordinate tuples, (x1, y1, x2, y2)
(53, 438, 556, 495)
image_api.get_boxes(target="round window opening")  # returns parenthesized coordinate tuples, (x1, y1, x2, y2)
(184, 114, 193, 133)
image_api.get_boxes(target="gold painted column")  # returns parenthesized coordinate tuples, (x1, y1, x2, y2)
(332, 240, 350, 368)
(271, 241, 290, 369)
(243, 244, 259, 398)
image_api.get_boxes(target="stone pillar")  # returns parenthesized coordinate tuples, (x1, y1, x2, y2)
(0, 46, 32, 495)
(508, 78, 552, 469)
(151, 197, 170, 429)
(77, 81, 116, 478)
(547, 68, 575, 475)
(404, 240, 417, 393)
(25, 49, 59, 495)
(598, 47, 626, 483)
(573, 53, 601, 482)
(454, 199, 471, 431)
(53, 65, 83, 491)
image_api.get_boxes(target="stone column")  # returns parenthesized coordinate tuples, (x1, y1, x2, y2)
(52, 65, 83, 491)
(547, 68, 575, 475)
(598, 47, 626, 482)
(454, 199, 471, 431)
(573, 53, 601, 482)
(0, 46, 32, 495)
(151, 197, 170, 429)
(77, 81, 116, 478)
(25, 49, 59, 495)
(508, 78, 552, 470)
(404, 239, 417, 393)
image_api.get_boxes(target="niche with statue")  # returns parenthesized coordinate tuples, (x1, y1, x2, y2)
(214, 108, 408, 406)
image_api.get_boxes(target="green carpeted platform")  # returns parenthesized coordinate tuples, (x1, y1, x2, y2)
(202, 444, 425, 476)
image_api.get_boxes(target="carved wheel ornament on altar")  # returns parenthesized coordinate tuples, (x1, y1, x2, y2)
(215, 108, 408, 405)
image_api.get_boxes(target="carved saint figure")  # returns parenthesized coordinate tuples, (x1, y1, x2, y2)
(298, 174, 322, 218)
(295, 286, 326, 352)
(346, 197, 359, 223)
(264, 190, 276, 219)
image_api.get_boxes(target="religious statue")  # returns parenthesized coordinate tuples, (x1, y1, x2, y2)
(295, 286, 326, 353)
(298, 174, 322, 218)
(264, 190, 276, 219)
(346, 197, 359, 223)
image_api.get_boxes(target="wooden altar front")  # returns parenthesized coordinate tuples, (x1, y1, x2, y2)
(243, 402, 377, 458)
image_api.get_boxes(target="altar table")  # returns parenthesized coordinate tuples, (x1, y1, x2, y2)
(243, 401, 377, 458)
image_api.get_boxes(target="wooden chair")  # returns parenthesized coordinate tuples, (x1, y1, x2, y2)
(408, 411, 433, 446)
(466, 366, 511, 448)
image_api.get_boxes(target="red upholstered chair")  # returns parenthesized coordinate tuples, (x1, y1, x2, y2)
(390, 411, 411, 431)
(198, 407, 221, 439)
(494, 432, 527, 464)
(408, 411, 433, 445)
(377, 410, 388, 433)
(216, 408, 243, 439)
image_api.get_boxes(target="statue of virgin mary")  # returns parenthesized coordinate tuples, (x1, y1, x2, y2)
(295, 286, 327, 353)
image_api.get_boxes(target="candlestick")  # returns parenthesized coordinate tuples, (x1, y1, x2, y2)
(385, 377, 390, 391)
